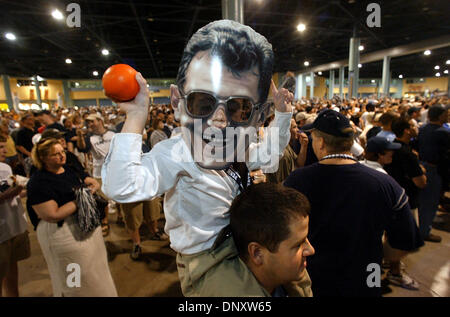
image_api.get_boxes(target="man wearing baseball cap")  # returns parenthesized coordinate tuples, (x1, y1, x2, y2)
(77, 113, 115, 236)
(35, 110, 65, 132)
(417, 104, 449, 242)
(284, 109, 424, 297)
(360, 136, 401, 173)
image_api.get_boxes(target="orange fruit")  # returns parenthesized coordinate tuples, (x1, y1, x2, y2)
(102, 64, 140, 102)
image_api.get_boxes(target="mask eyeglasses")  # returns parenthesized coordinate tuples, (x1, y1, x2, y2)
(180, 89, 262, 124)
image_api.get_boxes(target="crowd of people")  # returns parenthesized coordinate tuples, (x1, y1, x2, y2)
(0, 93, 448, 297)
(0, 19, 449, 298)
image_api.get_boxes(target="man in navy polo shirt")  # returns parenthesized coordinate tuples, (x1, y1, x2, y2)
(284, 109, 424, 297)
(417, 104, 449, 242)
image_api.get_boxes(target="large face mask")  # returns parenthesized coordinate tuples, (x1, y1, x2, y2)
(173, 52, 269, 170)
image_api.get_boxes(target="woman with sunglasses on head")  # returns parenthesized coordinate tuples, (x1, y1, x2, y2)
(26, 138, 117, 297)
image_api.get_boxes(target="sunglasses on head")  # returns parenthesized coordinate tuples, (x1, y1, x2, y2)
(180, 89, 262, 124)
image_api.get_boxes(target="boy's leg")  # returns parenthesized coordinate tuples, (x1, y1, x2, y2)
(0, 239, 10, 297)
(1, 232, 30, 297)
(2, 261, 18, 297)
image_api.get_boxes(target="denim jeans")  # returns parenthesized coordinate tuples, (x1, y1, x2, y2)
(418, 163, 442, 238)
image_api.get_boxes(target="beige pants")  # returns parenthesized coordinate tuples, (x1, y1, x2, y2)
(121, 197, 162, 232)
(36, 216, 117, 297)
(176, 236, 312, 297)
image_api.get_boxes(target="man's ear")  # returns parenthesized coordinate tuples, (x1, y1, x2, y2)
(319, 136, 327, 151)
(170, 84, 181, 121)
(247, 242, 265, 266)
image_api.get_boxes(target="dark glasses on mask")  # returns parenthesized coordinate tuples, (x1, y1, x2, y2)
(181, 90, 260, 123)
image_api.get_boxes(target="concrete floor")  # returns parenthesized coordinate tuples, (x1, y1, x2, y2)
(15, 203, 450, 297)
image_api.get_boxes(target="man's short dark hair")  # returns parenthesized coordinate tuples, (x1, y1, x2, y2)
(20, 113, 33, 122)
(379, 111, 398, 126)
(35, 110, 52, 117)
(230, 183, 310, 262)
(366, 103, 375, 112)
(392, 118, 410, 138)
(428, 104, 447, 122)
(176, 19, 274, 104)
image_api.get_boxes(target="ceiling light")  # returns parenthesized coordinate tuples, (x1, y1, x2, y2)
(36, 75, 44, 81)
(446, 60, 450, 65)
(101, 49, 109, 56)
(65, 58, 72, 64)
(93, 71, 99, 76)
(444, 70, 449, 74)
(75, 82, 80, 87)
(5, 32, 16, 41)
(358, 63, 362, 68)
(398, 74, 403, 78)
(52, 9, 64, 20)
(371, 79, 375, 83)
(359, 45, 364, 51)
(434, 65, 440, 70)
(304, 61, 309, 66)
(297, 23, 306, 32)
(318, 71, 322, 75)
(435, 72, 440, 77)
(424, 50, 431, 55)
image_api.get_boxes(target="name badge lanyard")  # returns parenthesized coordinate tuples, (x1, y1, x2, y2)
(225, 164, 252, 193)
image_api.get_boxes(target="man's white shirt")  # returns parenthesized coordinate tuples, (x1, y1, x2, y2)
(89, 131, 115, 178)
(102, 111, 291, 254)
(360, 159, 387, 174)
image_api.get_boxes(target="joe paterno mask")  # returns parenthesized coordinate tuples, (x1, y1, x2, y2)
(170, 19, 274, 170)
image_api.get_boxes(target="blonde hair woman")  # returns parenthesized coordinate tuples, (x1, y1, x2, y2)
(27, 138, 117, 297)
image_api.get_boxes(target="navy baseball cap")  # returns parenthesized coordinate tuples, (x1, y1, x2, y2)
(366, 136, 401, 154)
(302, 109, 354, 137)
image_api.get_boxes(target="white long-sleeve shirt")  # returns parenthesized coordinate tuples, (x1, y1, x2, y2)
(102, 111, 292, 254)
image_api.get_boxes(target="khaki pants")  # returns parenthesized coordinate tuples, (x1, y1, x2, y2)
(176, 236, 312, 297)
(121, 197, 162, 232)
